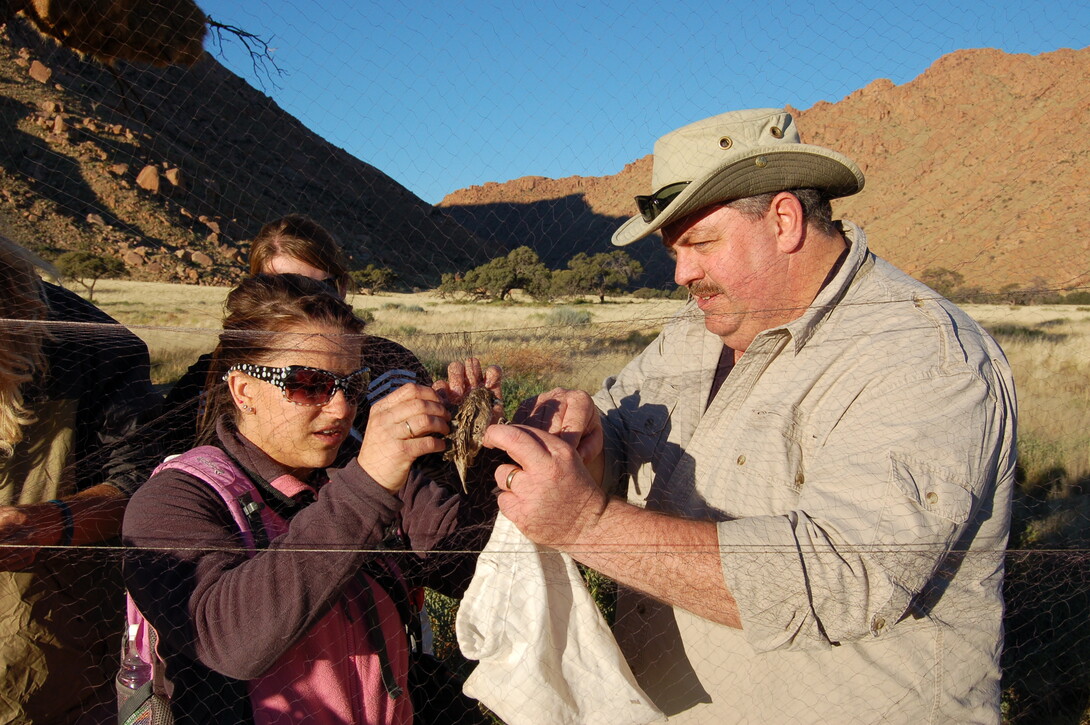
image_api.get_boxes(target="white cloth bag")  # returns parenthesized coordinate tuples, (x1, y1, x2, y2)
(456, 513, 664, 725)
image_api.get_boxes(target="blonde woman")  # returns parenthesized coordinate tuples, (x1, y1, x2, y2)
(0, 236, 160, 723)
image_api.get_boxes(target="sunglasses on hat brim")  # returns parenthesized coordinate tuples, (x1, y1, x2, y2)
(634, 181, 691, 223)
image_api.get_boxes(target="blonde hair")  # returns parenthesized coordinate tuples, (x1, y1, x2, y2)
(0, 236, 52, 458)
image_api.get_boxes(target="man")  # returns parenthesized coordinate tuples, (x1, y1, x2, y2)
(1, 236, 161, 723)
(483, 108, 1017, 723)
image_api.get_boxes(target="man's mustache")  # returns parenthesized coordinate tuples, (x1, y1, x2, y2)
(688, 281, 724, 297)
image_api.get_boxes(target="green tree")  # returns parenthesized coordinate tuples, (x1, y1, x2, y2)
(918, 267, 965, 299)
(446, 246, 552, 301)
(563, 251, 643, 303)
(350, 265, 397, 294)
(55, 250, 127, 301)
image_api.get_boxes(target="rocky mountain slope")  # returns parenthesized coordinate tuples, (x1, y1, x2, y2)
(0, 17, 500, 287)
(441, 46, 1090, 292)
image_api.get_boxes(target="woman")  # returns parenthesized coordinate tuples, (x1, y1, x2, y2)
(246, 214, 352, 297)
(161, 214, 429, 451)
(0, 236, 160, 723)
(123, 274, 498, 723)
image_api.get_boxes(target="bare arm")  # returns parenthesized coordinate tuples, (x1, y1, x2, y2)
(0, 483, 126, 570)
(570, 497, 739, 627)
(482, 423, 740, 627)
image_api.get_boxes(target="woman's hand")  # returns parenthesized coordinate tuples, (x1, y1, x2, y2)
(433, 357, 504, 420)
(357, 383, 450, 492)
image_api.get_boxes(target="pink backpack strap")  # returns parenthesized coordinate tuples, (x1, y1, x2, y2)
(153, 446, 264, 550)
(127, 447, 266, 698)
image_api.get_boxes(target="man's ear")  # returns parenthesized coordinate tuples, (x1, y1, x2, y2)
(769, 192, 805, 254)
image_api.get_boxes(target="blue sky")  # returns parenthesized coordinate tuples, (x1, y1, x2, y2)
(198, 0, 1089, 204)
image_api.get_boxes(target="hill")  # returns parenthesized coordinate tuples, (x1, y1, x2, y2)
(440, 46, 1090, 292)
(0, 17, 501, 287)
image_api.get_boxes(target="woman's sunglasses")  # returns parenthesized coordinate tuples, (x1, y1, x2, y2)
(227, 364, 371, 407)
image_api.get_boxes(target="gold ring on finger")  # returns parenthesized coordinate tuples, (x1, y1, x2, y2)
(404, 420, 414, 438)
(504, 467, 521, 491)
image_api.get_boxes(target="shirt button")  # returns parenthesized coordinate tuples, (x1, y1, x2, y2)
(794, 472, 805, 487)
(736, 454, 746, 465)
(872, 617, 886, 634)
(925, 491, 939, 505)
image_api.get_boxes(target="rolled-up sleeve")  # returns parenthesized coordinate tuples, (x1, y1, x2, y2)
(720, 368, 1011, 652)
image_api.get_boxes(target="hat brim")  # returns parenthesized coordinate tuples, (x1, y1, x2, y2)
(612, 145, 864, 246)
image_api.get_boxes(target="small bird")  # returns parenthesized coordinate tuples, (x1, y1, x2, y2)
(444, 387, 500, 492)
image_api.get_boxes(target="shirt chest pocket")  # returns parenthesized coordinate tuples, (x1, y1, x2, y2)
(714, 409, 807, 515)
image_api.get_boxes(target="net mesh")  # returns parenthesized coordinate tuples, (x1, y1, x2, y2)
(0, 2, 1088, 724)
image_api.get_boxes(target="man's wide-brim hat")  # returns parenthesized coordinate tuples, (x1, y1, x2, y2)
(612, 108, 865, 246)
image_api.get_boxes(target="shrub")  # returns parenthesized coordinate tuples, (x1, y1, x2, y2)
(543, 307, 592, 327)
(350, 265, 397, 294)
(561, 251, 643, 302)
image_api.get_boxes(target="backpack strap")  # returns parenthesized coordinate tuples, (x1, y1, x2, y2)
(136, 448, 410, 705)
(152, 446, 268, 551)
(124, 447, 269, 715)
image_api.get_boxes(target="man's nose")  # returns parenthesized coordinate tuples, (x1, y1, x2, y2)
(673, 249, 700, 288)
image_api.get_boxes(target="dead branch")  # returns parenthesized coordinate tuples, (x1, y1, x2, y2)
(206, 17, 284, 91)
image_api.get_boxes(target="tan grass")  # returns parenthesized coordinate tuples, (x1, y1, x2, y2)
(965, 305, 1090, 488)
(84, 282, 1090, 489)
(86, 281, 678, 396)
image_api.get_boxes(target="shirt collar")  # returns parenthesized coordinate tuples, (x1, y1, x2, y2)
(214, 416, 320, 510)
(777, 220, 871, 354)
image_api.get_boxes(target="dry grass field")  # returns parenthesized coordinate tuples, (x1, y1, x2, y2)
(965, 304, 1090, 492)
(88, 280, 1090, 491)
(88, 279, 681, 398)
(89, 281, 1090, 489)
(81, 279, 1090, 503)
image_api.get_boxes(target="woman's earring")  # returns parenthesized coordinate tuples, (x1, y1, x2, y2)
(237, 401, 254, 413)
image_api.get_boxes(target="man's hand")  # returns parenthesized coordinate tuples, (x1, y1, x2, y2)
(513, 388, 604, 479)
(0, 503, 62, 571)
(482, 423, 608, 550)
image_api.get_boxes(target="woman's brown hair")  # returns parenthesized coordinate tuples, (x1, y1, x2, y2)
(198, 274, 367, 443)
(247, 215, 352, 297)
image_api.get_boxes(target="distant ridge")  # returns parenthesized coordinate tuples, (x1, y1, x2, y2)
(0, 17, 500, 287)
(441, 46, 1090, 292)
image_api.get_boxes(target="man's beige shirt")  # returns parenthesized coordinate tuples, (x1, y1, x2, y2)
(594, 223, 1017, 724)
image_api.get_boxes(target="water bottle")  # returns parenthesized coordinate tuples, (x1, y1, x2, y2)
(116, 623, 152, 712)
